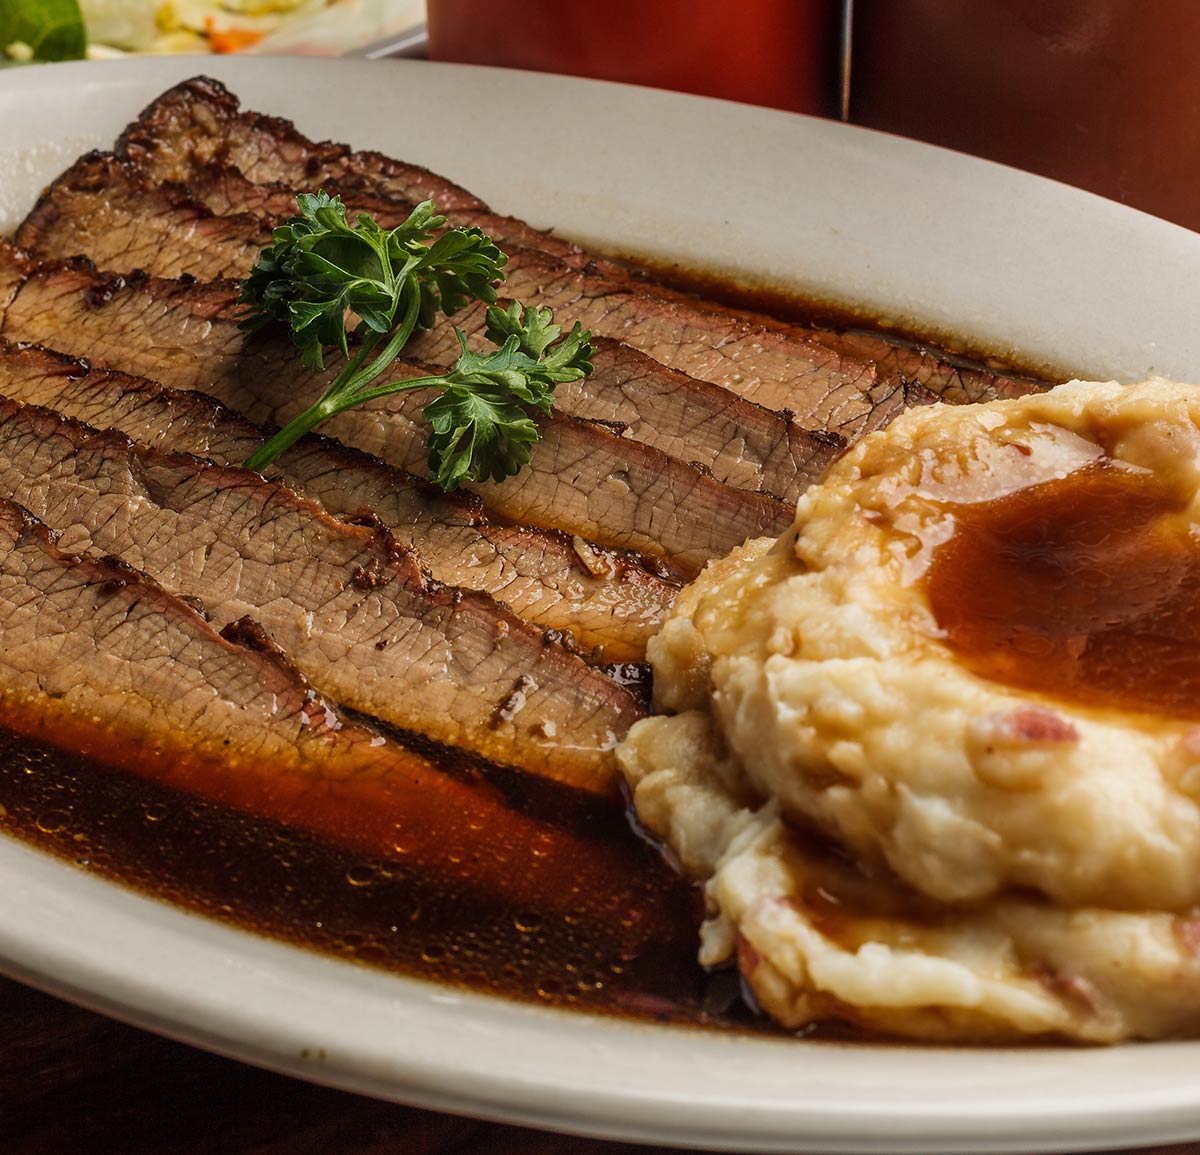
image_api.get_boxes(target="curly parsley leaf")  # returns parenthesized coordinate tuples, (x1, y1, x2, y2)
(238, 194, 593, 489)
(419, 319, 596, 488)
(238, 192, 505, 370)
(424, 381, 544, 491)
(483, 302, 595, 381)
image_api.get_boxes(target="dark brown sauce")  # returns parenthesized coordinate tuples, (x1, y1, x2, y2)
(926, 459, 1200, 718)
(617, 256, 1065, 383)
(0, 721, 769, 1032)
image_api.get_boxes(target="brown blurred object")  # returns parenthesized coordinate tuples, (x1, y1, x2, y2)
(427, 0, 841, 116)
(850, 0, 1200, 231)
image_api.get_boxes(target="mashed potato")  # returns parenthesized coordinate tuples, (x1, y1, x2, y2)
(619, 379, 1200, 1042)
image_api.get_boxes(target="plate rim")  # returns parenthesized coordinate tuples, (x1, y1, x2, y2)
(7, 831, 1200, 1155)
(2, 54, 1200, 1154)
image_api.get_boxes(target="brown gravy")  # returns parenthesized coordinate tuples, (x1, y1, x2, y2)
(926, 459, 1200, 718)
(0, 722, 762, 1032)
(623, 259, 1058, 382)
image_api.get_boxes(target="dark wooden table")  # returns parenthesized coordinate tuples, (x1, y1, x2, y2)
(2, 974, 1196, 1155)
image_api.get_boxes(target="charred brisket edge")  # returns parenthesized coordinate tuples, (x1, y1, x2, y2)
(112, 75, 610, 273)
(114, 75, 487, 212)
(15, 150, 273, 258)
(335, 701, 627, 837)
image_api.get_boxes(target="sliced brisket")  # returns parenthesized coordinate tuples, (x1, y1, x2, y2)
(15, 160, 838, 501)
(150, 155, 1045, 408)
(118, 76, 486, 210)
(115, 75, 610, 275)
(0, 498, 669, 917)
(0, 341, 677, 662)
(19, 147, 885, 435)
(419, 249, 981, 437)
(0, 251, 791, 575)
(0, 397, 640, 790)
(555, 338, 844, 501)
(111, 78, 1042, 434)
(17, 152, 268, 280)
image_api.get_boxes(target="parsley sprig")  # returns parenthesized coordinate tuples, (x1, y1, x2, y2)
(238, 192, 593, 488)
(425, 303, 594, 489)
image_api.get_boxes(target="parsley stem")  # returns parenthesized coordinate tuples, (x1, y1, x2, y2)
(328, 331, 380, 398)
(336, 285, 424, 399)
(243, 395, 341, 471)
(242, 286, 425, 472)
(333, 374, 445, 410)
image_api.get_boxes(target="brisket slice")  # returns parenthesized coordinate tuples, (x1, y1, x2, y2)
(0, 498, 671, 922)
(0, 252, 791, 576)
(169, 157, 1043, 409)
(0, 341, 677, 663)
(151, 156, 1046, 409)
(0, 397, 641, 791)
(112, 80, 1041, 432)
(156, 156, 578, 273)
(15, 158, 838, 502)
(115, 75, 616, 277)
(799, 327, 1043, 407)
(17, 152, 268, 281)
(20, 147, 879, 436)
(116, 76, 485, 210)
(555, 338, 844, 502)
(416, 248, 990, 438)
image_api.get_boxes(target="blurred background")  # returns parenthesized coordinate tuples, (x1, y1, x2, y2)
(5, 0, 1198, 229)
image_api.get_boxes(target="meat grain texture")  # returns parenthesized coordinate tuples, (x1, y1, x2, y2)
(0, 498, 663, 918)
(0, 341, 677, 663)
(15, 159, 843, 504)
(0, 397, 639, 791)
(0, 250, 793, 576)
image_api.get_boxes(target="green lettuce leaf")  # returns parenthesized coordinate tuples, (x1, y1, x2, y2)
(1, 0, 87, 62)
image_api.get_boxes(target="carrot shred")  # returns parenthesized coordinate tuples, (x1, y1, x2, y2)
(204, 18, 265, 55)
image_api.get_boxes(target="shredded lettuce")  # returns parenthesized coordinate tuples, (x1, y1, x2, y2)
(79, 0, 157, 51)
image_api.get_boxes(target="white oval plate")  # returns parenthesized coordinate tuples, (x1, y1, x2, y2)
(3, 56, 1200, 1155)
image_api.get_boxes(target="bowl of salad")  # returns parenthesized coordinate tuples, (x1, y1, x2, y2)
(1, 0, 426, 62)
